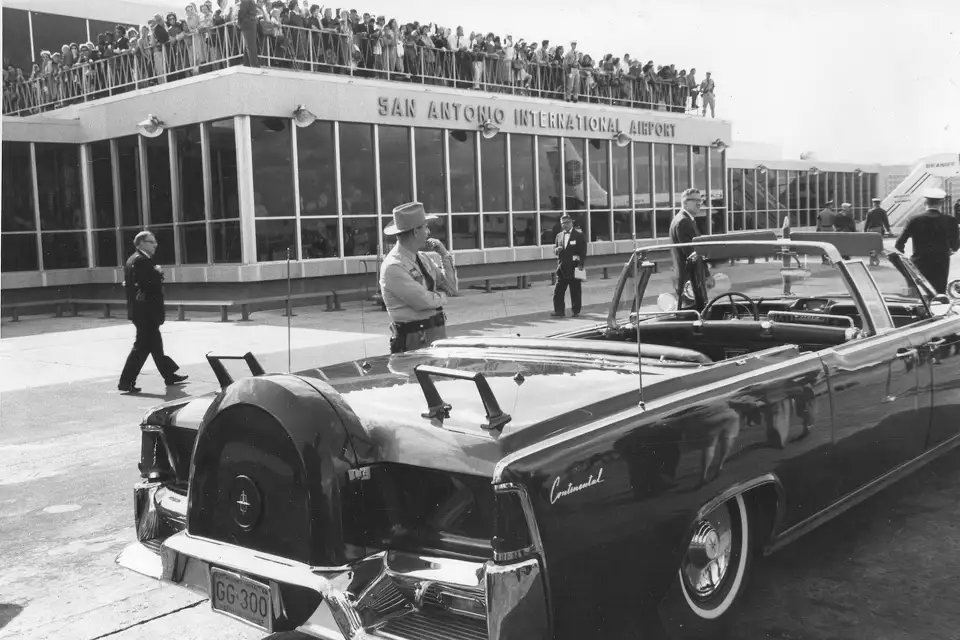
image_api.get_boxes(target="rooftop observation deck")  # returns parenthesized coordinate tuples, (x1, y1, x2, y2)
(3, 23, 699, 117)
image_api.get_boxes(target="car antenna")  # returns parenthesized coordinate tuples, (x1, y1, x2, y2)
(286, 247, 292, 373)
(633, 253, 646, 410)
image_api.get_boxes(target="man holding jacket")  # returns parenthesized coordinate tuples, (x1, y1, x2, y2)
(552, 213, 587, 317)
(669, 188, 704, 305)
(118, 231, 187, 393)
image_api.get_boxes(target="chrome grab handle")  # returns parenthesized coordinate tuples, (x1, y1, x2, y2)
(927, 337, 946, 365)
(895, 348, 917, 360)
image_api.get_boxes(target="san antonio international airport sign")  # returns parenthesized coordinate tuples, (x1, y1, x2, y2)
(377, 96, 678, 138)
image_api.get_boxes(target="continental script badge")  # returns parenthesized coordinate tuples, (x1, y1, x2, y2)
(550, 468, 605, 505)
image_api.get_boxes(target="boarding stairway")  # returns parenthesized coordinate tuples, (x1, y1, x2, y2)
(885, 153, 960, 230)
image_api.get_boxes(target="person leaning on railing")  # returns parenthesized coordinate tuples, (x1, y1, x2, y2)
(3, 0, 714, 118)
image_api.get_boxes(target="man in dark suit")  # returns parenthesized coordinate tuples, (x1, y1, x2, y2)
(669, 188, 703, 303)
(895, 188, 960, 294)
(864, 197, 892, 235)
(833, 203, 857, 232)
(118, 231, 188, 393)
(237, 0, 260, 68)
(551, 213, 587, 317)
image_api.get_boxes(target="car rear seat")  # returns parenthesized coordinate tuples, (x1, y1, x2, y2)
(635, 319, 852, 361)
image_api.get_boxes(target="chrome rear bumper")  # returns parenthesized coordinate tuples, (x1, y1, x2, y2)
(118, 482, 548, 640)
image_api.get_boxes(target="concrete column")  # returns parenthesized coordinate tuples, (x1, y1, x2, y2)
(168, 128, 182, 265)
(200, 122, 214, 262)
(79, 144, 96, 268)
(476, 130, 484, 250)
(292, 121, 302, 261)
(505, 133, 513, 248)
(29, 143, 43, 271)
(235, 115, 257, 265)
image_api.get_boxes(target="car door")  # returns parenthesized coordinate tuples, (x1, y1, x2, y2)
(889, 254, 960, 447)
(904, 314, 960, 448)
(818, 332, 921, 501)
(816, 261, 922, 502)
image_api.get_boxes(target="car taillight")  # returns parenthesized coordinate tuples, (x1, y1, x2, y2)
(139, 425, 174, 481)
(491, 483, 538, 562)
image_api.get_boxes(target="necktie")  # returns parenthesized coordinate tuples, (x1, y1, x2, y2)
(415, 255, 435, 292)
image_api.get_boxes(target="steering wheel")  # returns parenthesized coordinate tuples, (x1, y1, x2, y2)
(702, 292, 760, 321)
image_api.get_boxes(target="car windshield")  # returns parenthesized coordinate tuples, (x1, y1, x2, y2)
(610, 241, 928, 331)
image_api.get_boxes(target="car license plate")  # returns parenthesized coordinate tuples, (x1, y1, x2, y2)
(210, 568, 273, 632)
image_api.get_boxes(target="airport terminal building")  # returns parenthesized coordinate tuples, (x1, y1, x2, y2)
(0, 2, 891, 303)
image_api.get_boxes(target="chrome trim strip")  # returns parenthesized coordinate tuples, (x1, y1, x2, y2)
(766, 432, 960, 555)
(694, 473, 785, 527)
(485, 558, 549, 640)
(493, 351, 825, 484)
(493, 482, 552, 640)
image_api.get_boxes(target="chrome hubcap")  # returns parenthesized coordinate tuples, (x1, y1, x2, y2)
(682, 504, 734, 599)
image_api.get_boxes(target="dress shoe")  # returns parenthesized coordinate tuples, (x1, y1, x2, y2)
(550, 312, 565, 317)
(165, 373, 189, 385)
(572, 312, 580, 317)
(118, 382, 141, 394)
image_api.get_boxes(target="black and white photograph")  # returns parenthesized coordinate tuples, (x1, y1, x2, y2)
(1, 0, 959, 639)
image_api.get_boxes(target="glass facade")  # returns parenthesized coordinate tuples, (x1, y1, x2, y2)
(0, 114, 885, 276)
(725, 166, 875, 232)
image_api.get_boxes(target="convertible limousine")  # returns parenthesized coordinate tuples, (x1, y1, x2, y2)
(117, 238, 960, 640)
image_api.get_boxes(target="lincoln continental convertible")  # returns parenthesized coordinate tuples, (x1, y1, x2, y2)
(117, 238, 960, 640)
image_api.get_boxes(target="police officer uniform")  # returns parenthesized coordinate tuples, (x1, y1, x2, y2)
(379, 202, 459, 353)
(894, 188, 960, 294)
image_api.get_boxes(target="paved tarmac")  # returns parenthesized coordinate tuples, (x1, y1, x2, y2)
(1, 249, 958, 640)
(0, 275, 620, 640)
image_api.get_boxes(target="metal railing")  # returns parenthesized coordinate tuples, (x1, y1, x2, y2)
(3, 23, 699, 116)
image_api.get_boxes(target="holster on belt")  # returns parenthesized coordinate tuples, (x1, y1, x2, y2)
(389, 311, 446, 354)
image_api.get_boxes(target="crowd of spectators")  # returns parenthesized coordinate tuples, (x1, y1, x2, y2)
(2, 0, 717, 117)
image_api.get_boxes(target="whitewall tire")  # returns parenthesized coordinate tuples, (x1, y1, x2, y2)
(659, 493, 753, 639)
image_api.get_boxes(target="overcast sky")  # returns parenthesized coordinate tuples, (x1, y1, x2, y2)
(144, 0, 960, 165)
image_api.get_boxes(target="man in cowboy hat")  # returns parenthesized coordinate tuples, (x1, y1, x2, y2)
(864, 197, 892, 235)
(895, 187, 959, 294)
(379, 202, 459, 353)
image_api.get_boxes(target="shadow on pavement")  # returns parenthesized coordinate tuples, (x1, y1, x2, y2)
(0, 603, 24, 630)
(119, 384, 194, 402)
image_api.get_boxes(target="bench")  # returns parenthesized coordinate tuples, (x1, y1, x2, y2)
(459, 257, 634, 293)
(235, 287, 366, 321)
(694, 231, 780, 265)
(1, 299, 70, 322)
(68, 298, 235, 322)
(789, 232, 884, 265)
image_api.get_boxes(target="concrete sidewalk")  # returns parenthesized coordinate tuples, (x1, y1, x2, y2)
(0, 275, 622, 395)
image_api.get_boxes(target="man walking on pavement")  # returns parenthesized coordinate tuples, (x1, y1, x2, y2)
(864, 197, 892, 235)
(552, 213, 587, 317)
(118, 231, 188, 393)
(817, 200, 835, 231)
(669, 188, 704, 304)
(895, 188, 960, 294)
(379, 202, 459, 353)
(834, 202, 857, 232)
